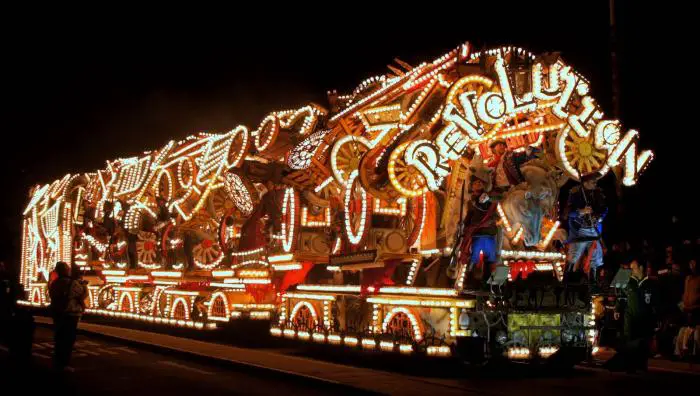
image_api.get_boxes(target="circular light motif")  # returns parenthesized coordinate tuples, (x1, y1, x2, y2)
(406, 193, 426, 247)
(387, 142, 428, 198)
(287, 129, 329, 170)
(223, 173, 255, 217)
(330, 135, 371, 186)
(594, 120, 621, 149)
(177, 158, 194, 188)
(225, 125, 250, 169)
(281, 188, 297, 253)
(193, 239, 224, 270)
(556, 128, 609, 179)
(344, 170, 369, 245)
(254, 114, 279, 152)
(136, 231, 160, 269)
(155, 170, 173, 201)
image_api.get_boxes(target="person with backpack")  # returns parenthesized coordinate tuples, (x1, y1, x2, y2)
(48, 262, 88, 371)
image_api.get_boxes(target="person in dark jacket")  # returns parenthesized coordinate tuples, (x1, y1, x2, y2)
(614, 259, 658, 372)
(565, 172, 607, 291)
(49, 262, 87, 371)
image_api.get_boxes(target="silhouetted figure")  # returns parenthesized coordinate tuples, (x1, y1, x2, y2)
(1, 261, 35, 366)
(0, 261, 11, 320)
(49, 262, 87, 371)
(0, 261, 12, 349)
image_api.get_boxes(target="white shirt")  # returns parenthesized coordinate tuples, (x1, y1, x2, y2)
(495, 159, 509, 188)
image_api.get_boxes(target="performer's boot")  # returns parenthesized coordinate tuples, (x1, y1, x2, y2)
(588, 266, 600, 294)
(481, 262, 493, 291)
(562, 263, 576, 307)
(563, 262, 575, 284)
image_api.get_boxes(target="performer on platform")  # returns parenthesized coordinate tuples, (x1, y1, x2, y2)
(565, 172, 608, 289)
(487, 139, 539, 195)
(458, 167, 498, 287)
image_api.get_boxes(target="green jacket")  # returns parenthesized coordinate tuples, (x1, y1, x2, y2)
(616, 276, 658, 339)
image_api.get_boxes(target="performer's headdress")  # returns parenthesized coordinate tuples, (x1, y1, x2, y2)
(489, 139, 507, 150)
(468, 155, 493, 192)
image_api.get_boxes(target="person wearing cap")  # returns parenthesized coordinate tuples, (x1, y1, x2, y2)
(487, 139, 539, 195)
(455, 164, 498, 288)
(564, 172, 608, 289)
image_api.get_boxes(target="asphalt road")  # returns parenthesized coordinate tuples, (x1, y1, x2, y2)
(289, 344, 699, 396)
(0, 326, 360, 395)
(1, 321, 697, 396)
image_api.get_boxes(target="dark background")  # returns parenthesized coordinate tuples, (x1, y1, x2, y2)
(1, 2, 696, 271)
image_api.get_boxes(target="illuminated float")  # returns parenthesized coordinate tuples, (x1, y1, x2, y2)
(19, 42, 651, 362)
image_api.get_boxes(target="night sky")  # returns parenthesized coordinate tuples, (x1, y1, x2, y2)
(1, 3, 695, 269)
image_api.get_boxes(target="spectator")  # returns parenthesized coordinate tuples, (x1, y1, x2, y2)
(682, 258, 700, 325)
(0, 261, 11, 319)
(656, 262, 685, 357)
(670, 263, 685, 302)
(614, 259, 659, 372)
(663, 245, 675, 272)
(659, 262, 685, 312)
(1, 261, 12, 348)
(0, 261, 34, 367)
(49, 262, 88, 372)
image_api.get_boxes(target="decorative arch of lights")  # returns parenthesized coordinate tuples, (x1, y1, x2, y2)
(382, 306, 423, 342)
(119, 292, 135, 313)
(207, 292, 230, 319)
(171, 297, 191, 320)
(289, 301, 318, 326)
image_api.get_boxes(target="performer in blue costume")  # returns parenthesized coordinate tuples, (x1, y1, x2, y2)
(565, 172, 608, 289)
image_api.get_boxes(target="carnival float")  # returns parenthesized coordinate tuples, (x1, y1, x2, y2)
(18, 42, 652, 363)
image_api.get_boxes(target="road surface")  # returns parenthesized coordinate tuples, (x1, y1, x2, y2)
(1, 322, 697, 395)
(0, 326, 360, 395)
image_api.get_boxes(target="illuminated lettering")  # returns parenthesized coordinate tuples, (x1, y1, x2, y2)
(594, 120, 621, 150)
(567, 96, 603, 139)
(405, 140, 449, 191)
(476, 92, 507, 124)
(442, 93, 486, 140)
(606, 129, 653, 185)
(495, 55, 536, 115)
(435, 124, 469, 160)
(532, 62, 562, 101)
(552, 66, 589, 119)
